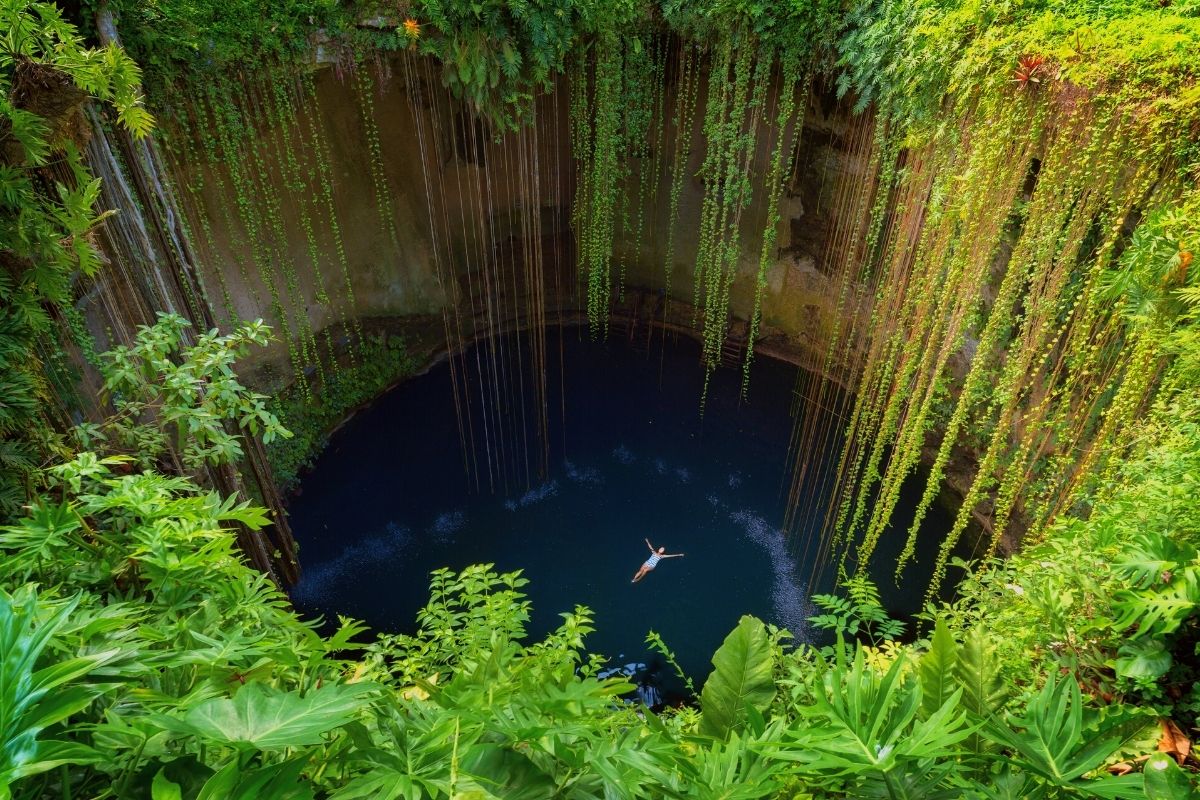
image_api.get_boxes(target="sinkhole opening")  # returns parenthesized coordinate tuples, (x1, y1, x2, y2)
(287, 326, 964, 699)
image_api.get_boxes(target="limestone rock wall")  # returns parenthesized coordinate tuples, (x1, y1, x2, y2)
(90, 52, 872, 391)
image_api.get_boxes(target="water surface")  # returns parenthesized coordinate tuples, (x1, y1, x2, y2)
(288, 328, 954, 692)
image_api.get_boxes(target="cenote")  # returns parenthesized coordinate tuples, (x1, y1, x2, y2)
(14, 1, 1199, 793)
(288, 327, 962, 692)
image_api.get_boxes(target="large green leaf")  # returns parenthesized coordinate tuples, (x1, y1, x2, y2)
(771, 644, 970, 781)
(699, 616, 775, 740)
(151, 768, 183, 800)
(956, 766, 1047, 799)
(983, 675, 1144, 797)
(0, 589, 112, 789)
(954, 629, 1007, 754)
(1143, 753, 1196, 800)
(1114, 639, 1172, 680)
(196, 758, 314, 800)
(919, 618, 959, 720)
(7, 740, 103, 782)
(166, 682, 375, 750)
(1114, 534, 1192, 591)
(954, 630, 1007, 720)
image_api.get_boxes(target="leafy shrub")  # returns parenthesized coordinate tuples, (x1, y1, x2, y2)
(3, 456, 1193, 798)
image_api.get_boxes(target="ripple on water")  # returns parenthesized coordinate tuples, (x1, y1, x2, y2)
(291, 521, 413, 605)
(503, 480, 559, 511)
(564, 459, 603, 486)
(729, 509, 813, 640)
(612, 444, 635, 464)
(428, 510, 467, 542)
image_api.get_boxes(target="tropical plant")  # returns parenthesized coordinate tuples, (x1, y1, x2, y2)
(1, 455, 1195, 798)
(809, 576, 907, 652)
(982, 675, 1148, 798)
(2, 0, 1200, 797)
(412, 0, 637, 131)
(0, 0, 153, 520)
(78, 312, 290, 472)
(0, 588, 113, 795)
(699, 615, 776, 740)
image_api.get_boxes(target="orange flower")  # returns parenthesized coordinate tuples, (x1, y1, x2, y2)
(402, 18, 420, 39)
(1012, 54, 1047, 89)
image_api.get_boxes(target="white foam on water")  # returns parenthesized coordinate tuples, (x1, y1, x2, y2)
(728, 509, 812, 640)
(674, 467, 692, 484)
(653, 458, 667, 475)
(612, 444, 635, 464)
(291, 521, 414, 605)
(504, 480, 560, 511)
(428, 510, 466, 542)
(728, 472, 743, 489)
(564, 459, 603, 486)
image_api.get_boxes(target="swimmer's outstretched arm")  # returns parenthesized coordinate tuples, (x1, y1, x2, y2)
(645, 538, 655, 551)
(661, 552, 685, 558)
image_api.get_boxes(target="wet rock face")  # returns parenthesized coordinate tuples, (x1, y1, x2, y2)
(783, 135, 843, 272)
(85, 53, 871, 391)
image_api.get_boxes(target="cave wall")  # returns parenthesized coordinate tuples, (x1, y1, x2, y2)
(84, 51, 871, 391)
(608, 67, 870, 366)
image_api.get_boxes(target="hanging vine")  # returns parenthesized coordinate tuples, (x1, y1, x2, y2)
(799, 0, 1200, 600)
(575, 34, 625, 337)
(743, 51, 805, 396)
(87, 0, 1200, 610)
(662, 43, 700, 308)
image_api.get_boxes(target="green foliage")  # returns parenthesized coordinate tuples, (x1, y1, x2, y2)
(0, 588, 110, 792)
(110, 0, 347, 85)
(156, 681, 377, 750)
(837, 0, 1200, 133)
(413, 0, 636, 131)
(265, 333, 416, 491)
(773, 642, 973, 794)
(699, 615, 776, 739)
(573, 33, 628, 337)
(918, 618, 959, 720)
(1101, 204, 1199, 328)
(660, 0, 841, 57)
(1, 0, 153, 521)
(5, 1, 1200, 797)
(3, 1, 152, 139)
(1143, 753, 1194, 800)
(810, 575, 907, 653)
(983, 675, 1146, 798)
(1, 447, 1195, 797)
(0, 455, 362, 798)
(953, 629, 1010, 742)
(934, 381, 1200, 731)
(82, 313, 291, 472)
(1112, 534, 1200, 642)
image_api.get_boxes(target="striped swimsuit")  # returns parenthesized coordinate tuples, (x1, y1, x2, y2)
(643, 553, 663, 569)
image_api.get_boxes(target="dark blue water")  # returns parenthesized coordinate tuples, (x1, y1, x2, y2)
(287, 327, 955, 692)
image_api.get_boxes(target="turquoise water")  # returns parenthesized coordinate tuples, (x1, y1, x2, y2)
(287, 328, 956, 698)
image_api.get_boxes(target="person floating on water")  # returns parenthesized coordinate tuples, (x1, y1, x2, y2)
(632, 538, 684, 583)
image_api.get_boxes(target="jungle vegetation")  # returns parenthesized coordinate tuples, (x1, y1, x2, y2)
(1, 0, 1199, 797)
